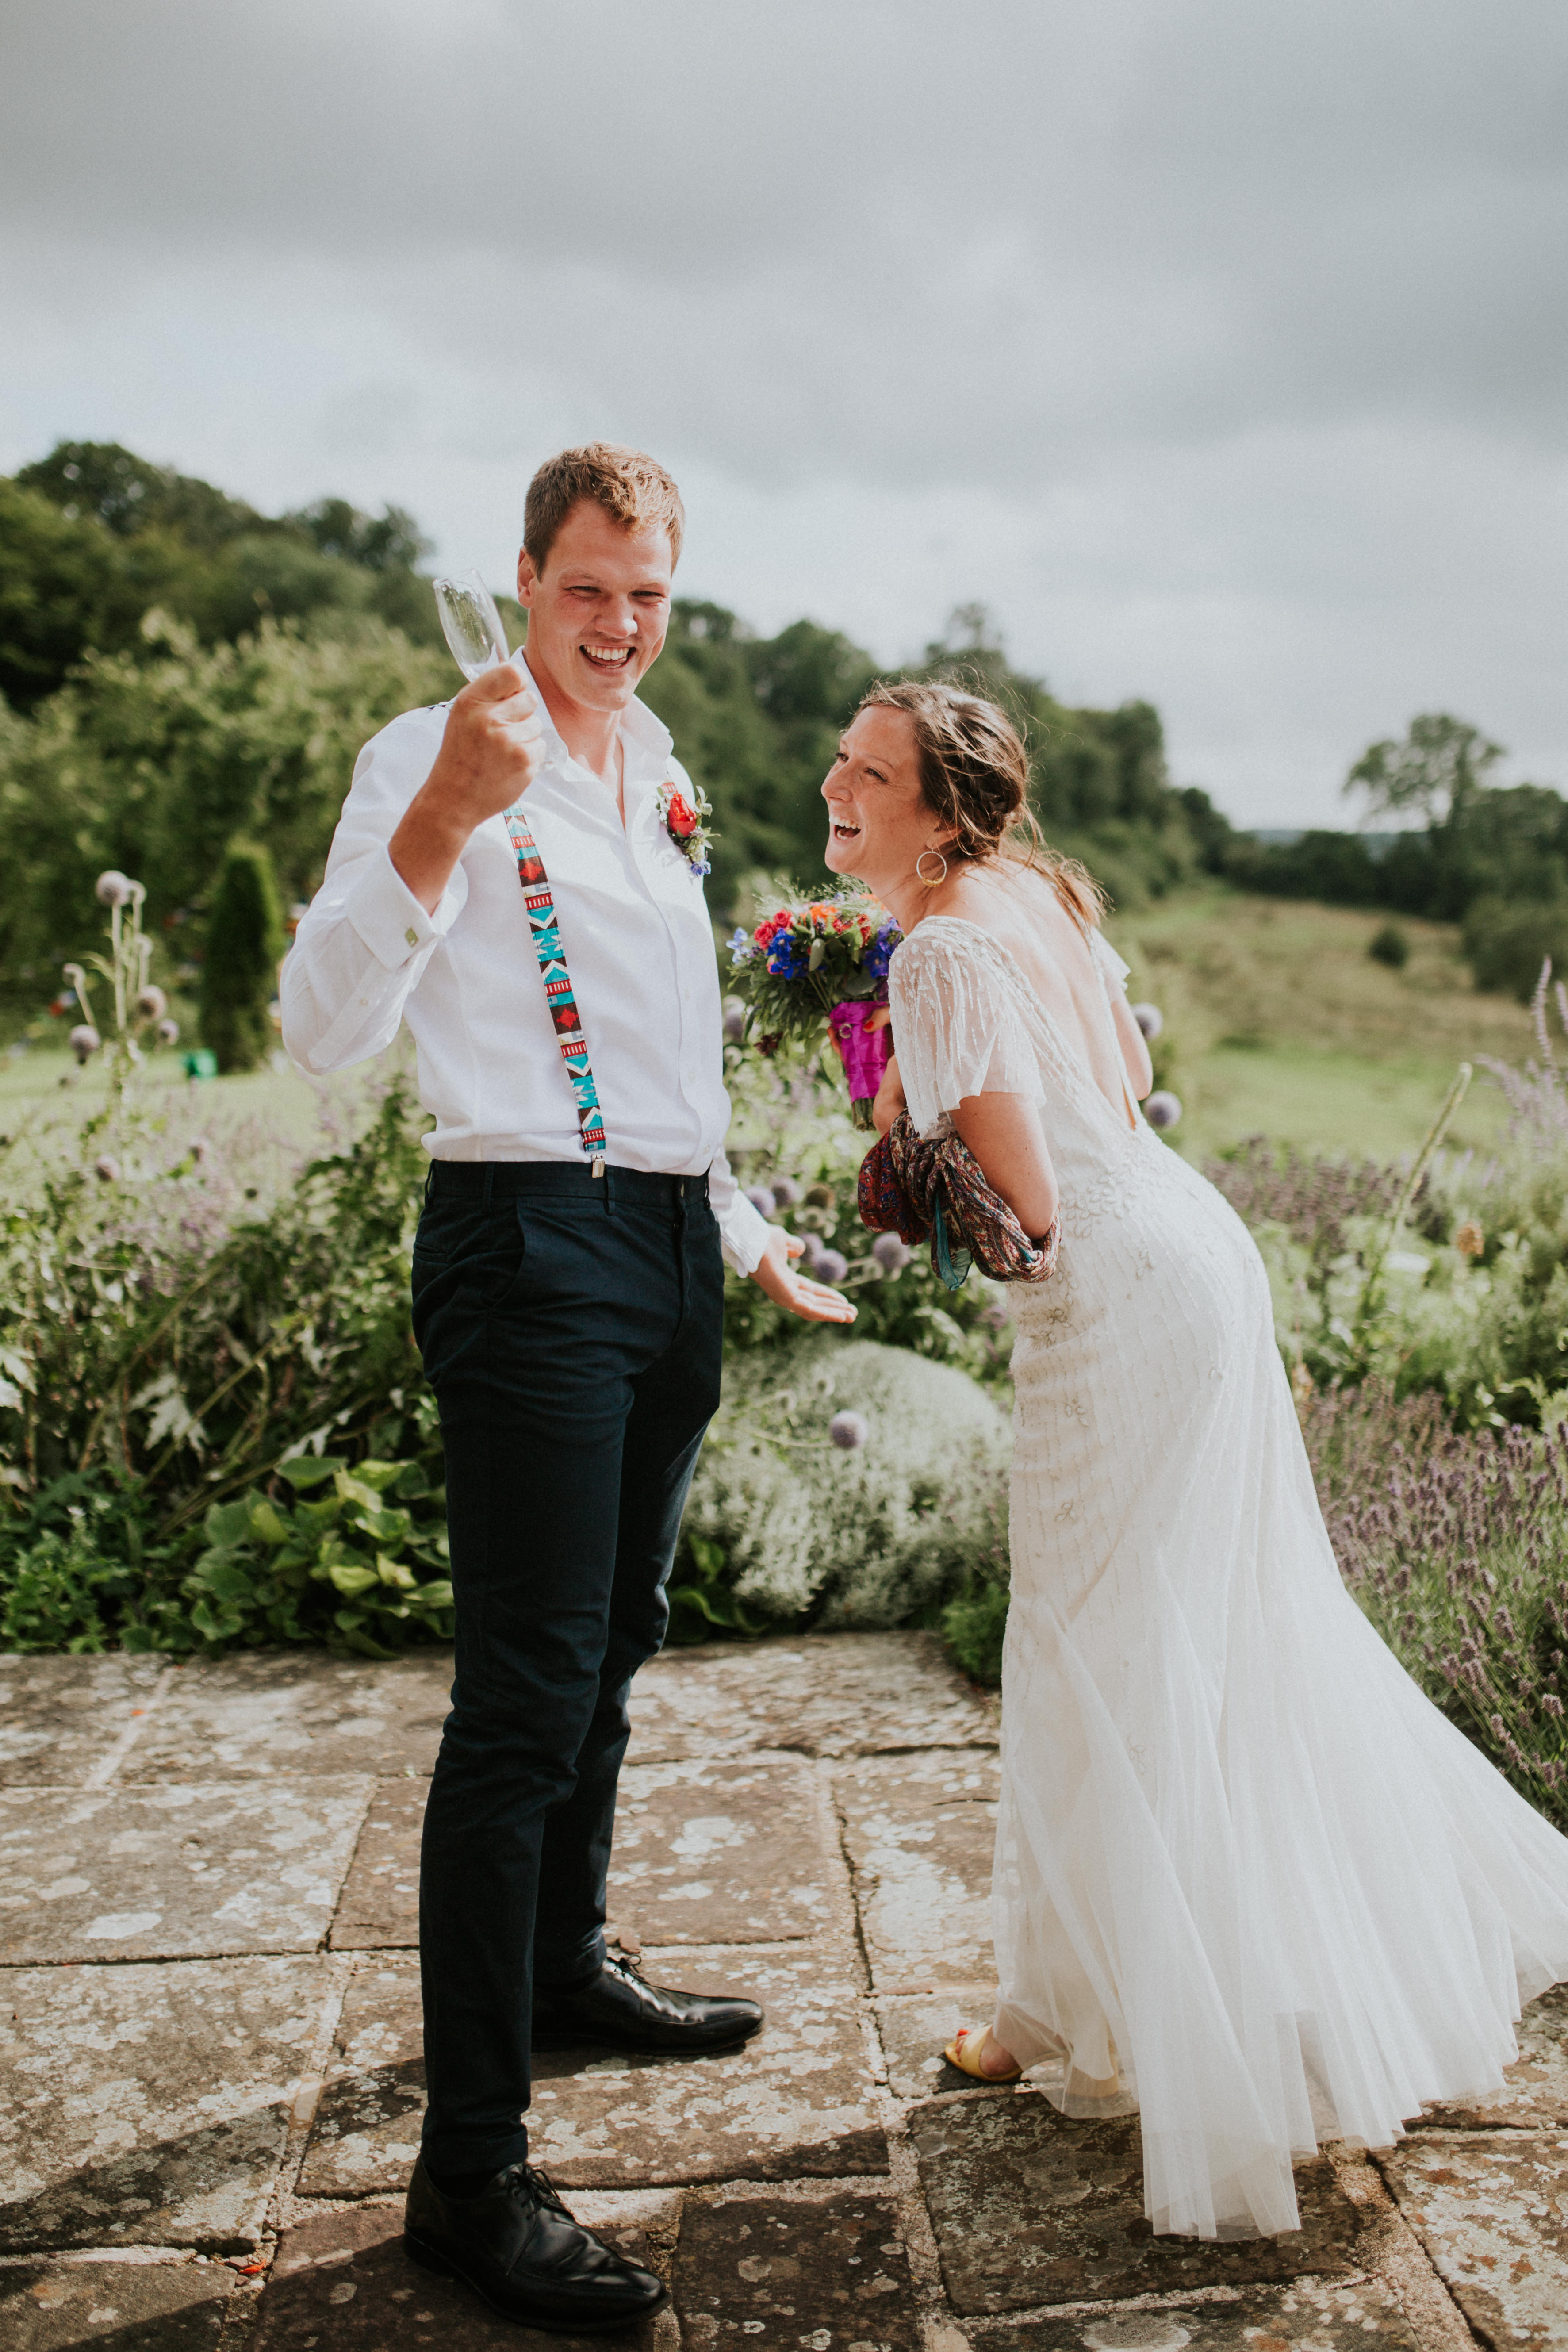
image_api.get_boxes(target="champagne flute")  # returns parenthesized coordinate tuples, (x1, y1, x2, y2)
(432, 569, 513, 682)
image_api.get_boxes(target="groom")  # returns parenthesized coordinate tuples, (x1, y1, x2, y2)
(282, 443, 851, 2331)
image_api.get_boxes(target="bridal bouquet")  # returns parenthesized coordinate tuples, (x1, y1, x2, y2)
(728, 893, 901, 1128)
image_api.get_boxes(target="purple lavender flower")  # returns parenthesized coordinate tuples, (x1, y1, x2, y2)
(1131, 1002, 1163, 1040)
(1145, 1090, 1182, 1130)
(744, 1186, 777, 1219)
(770, 1175, 801, 1208)
(815, 1248, 849, 1284)
(872, 1232, 911, 1273)
(829, 1410, 869, 1450)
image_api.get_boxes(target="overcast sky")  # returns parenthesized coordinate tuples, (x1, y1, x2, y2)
(2, 0, 1564, 825)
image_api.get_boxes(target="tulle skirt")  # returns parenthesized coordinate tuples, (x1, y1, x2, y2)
(995, 1161, 1568, 2238)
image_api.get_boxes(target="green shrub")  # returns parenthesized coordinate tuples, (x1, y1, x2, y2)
(1464, 894, 1568, 1001)
(1368, 921, 1409, 969)
(677, 1335, 1009, 1632)
(200, 840, 287, 1071)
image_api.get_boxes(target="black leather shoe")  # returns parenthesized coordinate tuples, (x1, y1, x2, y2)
(533, 1949, 764, 2054)
(404, 2156, 667, 2332)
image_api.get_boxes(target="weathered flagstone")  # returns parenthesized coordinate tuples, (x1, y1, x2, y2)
(330, 1782, 427, 1949)
(673, 2190, 920, 2349)
(1380, 2131, 1568, 2350)
(834, 1752, 1000, 1986)
(254, 2204, 664, 2351)
(608, 1755, 841, 1947)
(971, 2278, 1419, 2350)
(912, 2095, 1370, 2315)
(299, 1944, 885, 2194)
(876, 1987, 1003, 2099)
(0, 1653, 169, 1788)
(0, 2256, 239, 2351)
(1414, 1983, 1568, 2129)
(125, 1650, 453, 1784)
(0, 1955, 330, 2252)
(0, 1779, 372, 1962)
(323, 1754, 839, 1953)
(629, 1632, 997, 1764)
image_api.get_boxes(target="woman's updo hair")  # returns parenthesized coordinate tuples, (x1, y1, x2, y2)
(857, 678, 1106, 926)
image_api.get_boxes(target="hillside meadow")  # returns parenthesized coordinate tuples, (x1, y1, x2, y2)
(1113, 892, 1533, 1159)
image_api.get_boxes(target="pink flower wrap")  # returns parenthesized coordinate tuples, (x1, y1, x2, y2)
(829, 998, 892, 1104)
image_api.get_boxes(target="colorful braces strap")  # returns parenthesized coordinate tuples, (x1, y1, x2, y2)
(504, 806, 608, 1170)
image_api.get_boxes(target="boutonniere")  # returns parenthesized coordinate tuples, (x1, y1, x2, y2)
(656, 779, 715, 878)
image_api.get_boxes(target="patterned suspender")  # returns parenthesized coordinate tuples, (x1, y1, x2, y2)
(503, 806, 608, 1171)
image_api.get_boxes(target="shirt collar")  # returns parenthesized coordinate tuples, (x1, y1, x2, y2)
(519, 653, 673, 775)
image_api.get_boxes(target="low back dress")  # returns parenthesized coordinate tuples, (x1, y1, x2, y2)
(889, 909, 1568, 2241)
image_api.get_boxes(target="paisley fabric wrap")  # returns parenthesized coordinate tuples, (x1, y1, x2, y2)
(858, 1110, 1059, 1288)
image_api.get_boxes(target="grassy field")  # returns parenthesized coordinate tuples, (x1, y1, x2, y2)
(1110, 893, 1534, 1162)
(0, 893, 1541, 1175)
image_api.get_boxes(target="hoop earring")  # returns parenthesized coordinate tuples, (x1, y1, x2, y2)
(916, 848, 949, 888)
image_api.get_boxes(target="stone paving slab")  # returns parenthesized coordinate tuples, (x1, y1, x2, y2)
(0, 1955, 329, 2252)
(0, 2256, 240, 2351)
(0, 1653, 169, 1787)
(330, 1782, 426, 1950)
(834, 1751, 999, 1987)
(1381, 2131, 1568, 2350)
(972, 2277, 1420, 2350)
(254, 2203, 664, 2351)
(629, 1631, 997, 1763)
(673, 2189, 920, 2349)
(912, 2094, 1371, 2315)
(299, 1944, 884, 2194)
(0, 1779, 372, 1962)
(1414, 1982, 1568, 2130)
(610, 1756, 840, 1947)
(125, 1650, 454, 1784)
(321, 1756, 840, 1954)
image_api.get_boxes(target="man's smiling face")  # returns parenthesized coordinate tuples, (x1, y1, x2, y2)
(517, 500, 673, 718)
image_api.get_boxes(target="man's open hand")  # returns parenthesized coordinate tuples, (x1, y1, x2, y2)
(749, 1227, 857, 1324)
(391, 662, 546, 913)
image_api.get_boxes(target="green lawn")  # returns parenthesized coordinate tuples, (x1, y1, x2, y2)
(1111, 893, 1533, 1162)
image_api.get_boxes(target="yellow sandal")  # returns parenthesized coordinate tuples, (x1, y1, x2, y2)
(942, 2025, 1024, 2084)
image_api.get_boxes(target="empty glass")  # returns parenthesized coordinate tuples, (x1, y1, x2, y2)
(432, 570, 512, 682)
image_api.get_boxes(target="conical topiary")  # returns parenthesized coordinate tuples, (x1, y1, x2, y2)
(199, 841, 287, 1073)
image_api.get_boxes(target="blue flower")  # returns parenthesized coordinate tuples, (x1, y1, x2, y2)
(767, 934, 809, 980)
(727, 928, 751, 955)
(864, 925, 899, 980)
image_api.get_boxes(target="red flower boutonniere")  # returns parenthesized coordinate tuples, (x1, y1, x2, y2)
(656, 780, 715, 877)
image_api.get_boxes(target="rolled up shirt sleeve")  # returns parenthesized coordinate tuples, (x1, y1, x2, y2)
(281, 711, 467, 1075)
(709, 1148, 772, 1276)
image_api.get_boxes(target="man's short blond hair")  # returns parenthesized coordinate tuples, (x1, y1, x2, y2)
(523, 443, 685, 572)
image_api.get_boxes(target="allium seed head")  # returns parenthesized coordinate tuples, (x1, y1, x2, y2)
(1131, 1002, 1163, 1040)
(815, 1249, 849, 1285)
(68, 1023, 101, 1063)
(1145, 1090, 1183, 1131)
(135, 984, 167, 1020)
(94, 870, 135, 908)
(157, 1017, 180, 1044)
(872, 1232, 911, 1274)
(828, 1410, 869, 1451)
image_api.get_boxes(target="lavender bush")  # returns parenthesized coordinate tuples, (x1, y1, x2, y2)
(1305, 1379, 1568, 1827)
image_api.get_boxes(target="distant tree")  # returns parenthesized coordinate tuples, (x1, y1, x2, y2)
(199, 841, 287, 1072)
(1345, 714, 1505, 826)
(16, 440, 267, 548)
(284, 497, 432, 572)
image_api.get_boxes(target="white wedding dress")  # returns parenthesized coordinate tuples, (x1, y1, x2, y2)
(889, 913, 1568, 2240)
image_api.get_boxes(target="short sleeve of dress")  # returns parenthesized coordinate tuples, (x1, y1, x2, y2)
(889, 925, 1039, 1137)
(1090, 928, 1131, 994)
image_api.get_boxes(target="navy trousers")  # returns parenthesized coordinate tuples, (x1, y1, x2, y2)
(410, 1159, 724, 2176)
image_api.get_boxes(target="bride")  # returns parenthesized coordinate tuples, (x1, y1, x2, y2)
(825, 677, 1568, 2241)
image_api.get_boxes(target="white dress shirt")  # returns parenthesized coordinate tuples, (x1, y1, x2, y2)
(280, 665, 772, 1275)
